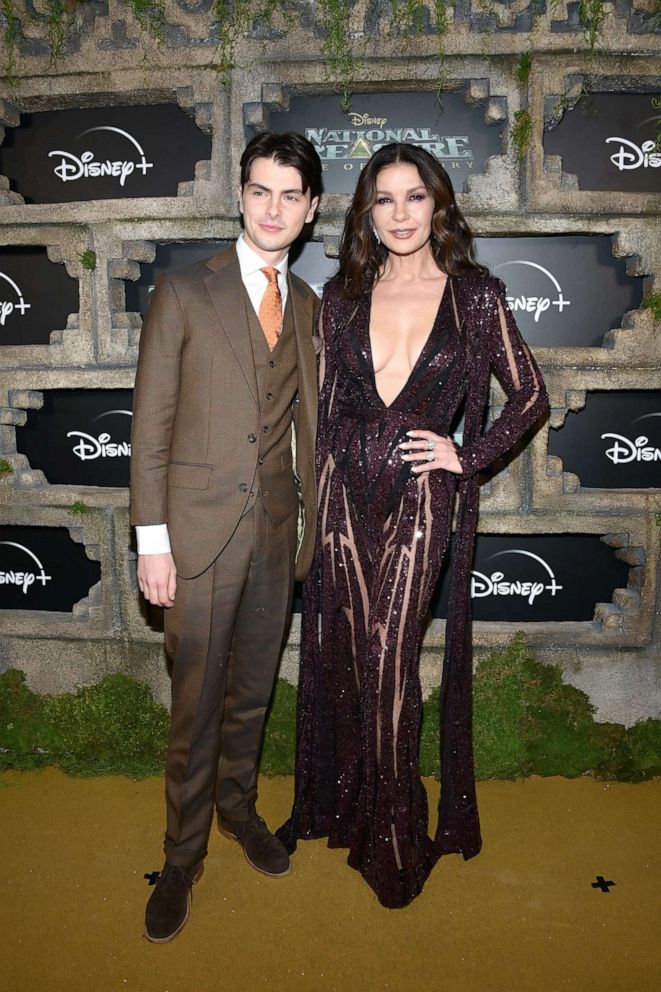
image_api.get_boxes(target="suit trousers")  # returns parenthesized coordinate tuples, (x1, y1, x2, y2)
(162, 497, 298, 867)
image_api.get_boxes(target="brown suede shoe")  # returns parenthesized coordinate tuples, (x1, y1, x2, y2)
(144, 862, 203, 943)
(217, 811, 290, 877)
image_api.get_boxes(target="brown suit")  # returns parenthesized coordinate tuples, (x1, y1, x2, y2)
(130, 245, 319, 866)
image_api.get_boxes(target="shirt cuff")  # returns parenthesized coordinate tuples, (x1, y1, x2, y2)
(136, 524, 171, 556)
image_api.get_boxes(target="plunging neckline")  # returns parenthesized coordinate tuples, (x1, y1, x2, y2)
(367, 275, 451, 410)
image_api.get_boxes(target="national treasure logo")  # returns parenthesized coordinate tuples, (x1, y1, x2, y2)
(306, 111, 473, 174)
(263, 90, 506, 196)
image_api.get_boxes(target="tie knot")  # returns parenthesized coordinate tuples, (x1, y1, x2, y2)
(261, 266, 279, 286)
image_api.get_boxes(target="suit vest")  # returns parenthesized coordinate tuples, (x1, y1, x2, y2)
(241, 287, 299, 526)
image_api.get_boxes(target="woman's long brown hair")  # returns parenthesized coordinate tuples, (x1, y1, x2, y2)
(337, 142, 487, 298)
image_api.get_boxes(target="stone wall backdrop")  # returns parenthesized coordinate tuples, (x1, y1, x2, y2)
(0, 1, 659, 750)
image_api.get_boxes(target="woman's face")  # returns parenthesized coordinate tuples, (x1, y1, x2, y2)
(370, 162, 436, 256)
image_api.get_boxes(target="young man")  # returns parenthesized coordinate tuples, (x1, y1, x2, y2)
(130, 132, 322, 942)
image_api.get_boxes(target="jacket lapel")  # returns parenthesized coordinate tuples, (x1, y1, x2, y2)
(203, 246, 259, 406)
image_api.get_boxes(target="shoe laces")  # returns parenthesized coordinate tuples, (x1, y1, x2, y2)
(158, 863, 194, 889)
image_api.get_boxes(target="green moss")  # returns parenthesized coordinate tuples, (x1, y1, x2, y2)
(421, 634, 660, 784)
(511, 108, 533, 162)
(260, 676, 297, 774)
(599, 720, 661, 783)
(68, 500, 91, 516)
(0, 459, 13, 478)
(45, 675, 169, 777)
(78, 249, 97, 271)
(641, 292, 661, 321)
(1, 637, 659, 783)
(0, 670, 168, 777)
(515, 51, 532, 87)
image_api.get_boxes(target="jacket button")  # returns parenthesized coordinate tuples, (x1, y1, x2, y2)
(239, 482, 248, 493)
(247, 433, 257, 443)
(269, 360, 276, 368)
(258, 457, 264, 465)
(266, 392, 273, 401)
(262, 425, 269, 433)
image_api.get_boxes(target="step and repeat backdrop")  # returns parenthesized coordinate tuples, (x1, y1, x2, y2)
(0, 85, 659, 639)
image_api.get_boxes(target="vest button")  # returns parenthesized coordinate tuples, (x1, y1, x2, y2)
(266, 392, 273, 401)
(239, 482, 248, 493)
(269, 360, 276, 368)
(247, 433, 257, 443)
(258, 458, 264, 465)
(262, 425, 269, 433)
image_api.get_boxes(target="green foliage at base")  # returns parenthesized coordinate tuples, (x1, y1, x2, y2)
(1, 635, 660, 782)
(0, 670, 168, 777)
(420, 633, 661, 782)
(260, 676, 298, 775)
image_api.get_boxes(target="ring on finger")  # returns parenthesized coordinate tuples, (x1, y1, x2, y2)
(426, 451, 434, 462)
(427, 440, 435, 451)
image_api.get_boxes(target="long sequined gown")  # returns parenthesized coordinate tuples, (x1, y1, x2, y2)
(278, 272, 548, 908)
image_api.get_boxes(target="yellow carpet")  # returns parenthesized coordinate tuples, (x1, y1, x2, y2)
(1, 769, 659, 992)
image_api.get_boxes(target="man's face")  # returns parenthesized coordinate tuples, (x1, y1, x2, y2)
(238, 156, 319, 262)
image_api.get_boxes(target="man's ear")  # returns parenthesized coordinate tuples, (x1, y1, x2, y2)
(237, 185, 244, 214)
(305, 196, 320, 224)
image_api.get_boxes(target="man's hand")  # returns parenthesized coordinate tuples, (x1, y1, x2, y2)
(137, 552, 177, 607)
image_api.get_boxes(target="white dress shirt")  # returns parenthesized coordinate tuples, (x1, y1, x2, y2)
(135, 236, 289, 556)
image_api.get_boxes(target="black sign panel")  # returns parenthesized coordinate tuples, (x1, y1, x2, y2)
(429, 533, 630, 621)
(16, 390, 133, 488)
(0, 526, 101, 612)
(0, 246, 78, 346)
(0, 105, 212, 203)
(549, 391, 661, 489)
(263, 91, 504, 194)
(544, 93, 661, 193)
(125, 241, 232, 317)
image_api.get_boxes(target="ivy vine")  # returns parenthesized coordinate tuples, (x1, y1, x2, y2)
(46, 0, 67, 63)
(317, 0, 354, 111)
(120, 0, 166, 46)
(578, 0, 608, 50)
(211, 0, 282, 81)
(0, 0, 18, 79)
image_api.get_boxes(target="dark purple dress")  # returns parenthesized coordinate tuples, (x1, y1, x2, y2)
(278, 271, 549, 908)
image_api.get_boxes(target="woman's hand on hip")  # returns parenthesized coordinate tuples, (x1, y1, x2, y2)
(399, 430, 463, 475)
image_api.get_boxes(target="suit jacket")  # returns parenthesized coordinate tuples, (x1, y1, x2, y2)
(130, 245, 319, 581)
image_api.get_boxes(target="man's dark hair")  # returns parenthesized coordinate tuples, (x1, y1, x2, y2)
(240, 132, 323, 202)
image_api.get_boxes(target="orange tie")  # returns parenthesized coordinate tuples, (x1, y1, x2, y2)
(258, 267, 283, 351)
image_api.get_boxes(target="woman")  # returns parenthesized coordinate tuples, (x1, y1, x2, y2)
(278, 143, 549, 908)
